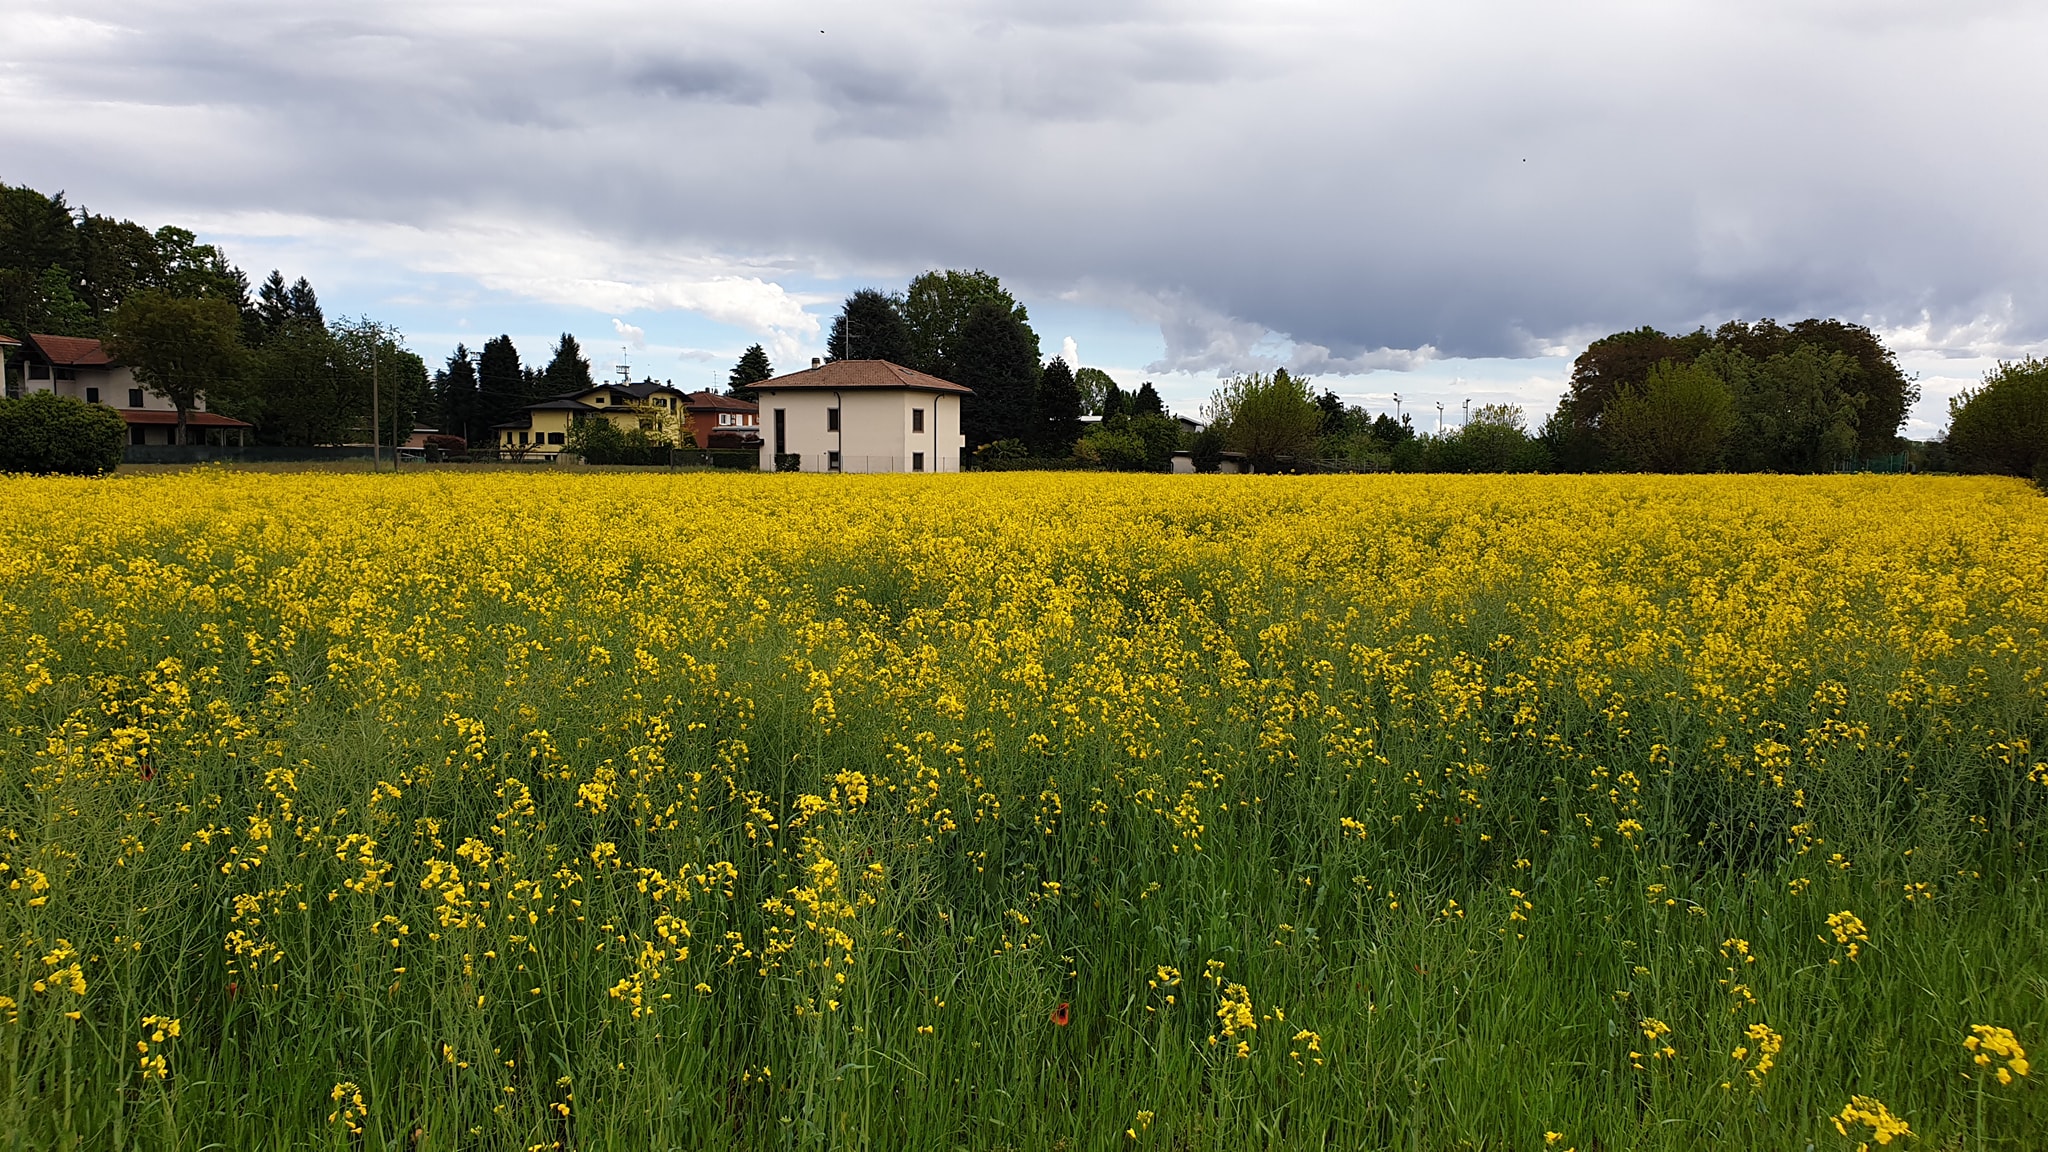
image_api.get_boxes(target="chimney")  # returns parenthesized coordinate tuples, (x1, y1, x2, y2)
(811, 357, 822, 368)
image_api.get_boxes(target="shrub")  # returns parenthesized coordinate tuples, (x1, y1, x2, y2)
(0, 391, 127, 475)
(973, 439, 1031, 468)
(1075, 414, 1183, 472)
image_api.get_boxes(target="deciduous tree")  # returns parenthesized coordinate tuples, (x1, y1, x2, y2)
(104, 290, 247, 445)
(903, 270, 1029, 382)
(1601, 360, 1735, 473)
(1073, 367, 1116, 415)
(1204, 369, 1321, 471)
(1945, 357, 2048, 482)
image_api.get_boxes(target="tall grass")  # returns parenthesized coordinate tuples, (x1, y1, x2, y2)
(0, 471, 2043, 1150)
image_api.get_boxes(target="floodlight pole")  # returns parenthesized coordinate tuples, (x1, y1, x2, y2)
(371, 342, 381, 472)
(1436, 402, 1444, 434)
(1393, 392, 1401, 422)
(1463, 398, 1470, 428)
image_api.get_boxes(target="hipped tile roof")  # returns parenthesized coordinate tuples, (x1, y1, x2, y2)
(750, 359, 971, 396)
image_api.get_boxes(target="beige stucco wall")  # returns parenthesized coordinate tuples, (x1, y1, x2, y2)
(27, 365, 199, 412)
(753, 389, 964, 473)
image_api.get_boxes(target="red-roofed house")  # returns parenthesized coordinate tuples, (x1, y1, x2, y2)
(748, 359, 969, 472)
(683, 390, 761, 449)
(11, 333, 250, 446)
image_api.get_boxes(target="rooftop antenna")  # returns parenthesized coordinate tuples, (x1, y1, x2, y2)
(616, 346, 630, 384)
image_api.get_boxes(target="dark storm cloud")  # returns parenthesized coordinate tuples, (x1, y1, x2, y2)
(630, 56, 771, 105)
(4, 0, 2043, 368)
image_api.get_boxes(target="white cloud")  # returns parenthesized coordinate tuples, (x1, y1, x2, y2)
(177, 209, 824, 349)
(611, 318, 647, 350)
(1059, 336, 1078, 367)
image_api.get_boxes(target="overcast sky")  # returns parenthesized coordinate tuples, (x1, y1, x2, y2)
(5, 0, 2044, 432)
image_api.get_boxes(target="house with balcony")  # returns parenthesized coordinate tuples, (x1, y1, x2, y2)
(683, 390, 761, 449)
(493, 380, 691, 460)
(749, 359, 969, 473)
(8, 333, 251, 445)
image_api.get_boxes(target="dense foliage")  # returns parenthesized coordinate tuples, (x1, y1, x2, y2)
(1550, 319, 1917, 472)
(1945, 357, 2048, 487)
(0, 390, 126, 474)
(3, 473, 2042, 1150)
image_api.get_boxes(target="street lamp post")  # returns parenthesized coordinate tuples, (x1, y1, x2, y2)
(1436, 401, 1444, 434)
(1393, 392, 1401, 422)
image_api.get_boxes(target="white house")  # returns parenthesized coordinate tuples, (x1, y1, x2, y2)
(11, 333, 251, 445)
(751, 359, 969, 473)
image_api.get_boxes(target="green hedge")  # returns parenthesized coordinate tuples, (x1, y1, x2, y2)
(0, 391, 127, 475)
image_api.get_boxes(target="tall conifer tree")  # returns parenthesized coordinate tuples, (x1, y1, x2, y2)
(1036, 356, 1083, 455)
(729, 344, 773, 392)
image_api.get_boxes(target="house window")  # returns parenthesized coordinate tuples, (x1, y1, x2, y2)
(128, 388, 144, 408)
(131, 425, 147, 446)
(827, 450, 842, 472)
(720, 413, 731, 426)
(774, 409, 786, 455)
(826, 407, 840, 432)
(519, 430, 530, 445)
(55, 368, 76, 382)
(28, 363, 48, 380)
(85, 387, 100, 404)
(913, 451, 925, 472)
(912, 408, 925, 432)
(548, 432, 565, 445)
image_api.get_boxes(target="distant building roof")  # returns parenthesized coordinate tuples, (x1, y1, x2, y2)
(751, 359, 971, 396)
(0, 334, 20, 347)
(575, 381, 685, 402)
(26, 334, 114, 367)
(685, 390, 758, 411)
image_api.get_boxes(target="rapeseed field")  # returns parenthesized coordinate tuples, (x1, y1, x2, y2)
(1, 471, 2044, 1150)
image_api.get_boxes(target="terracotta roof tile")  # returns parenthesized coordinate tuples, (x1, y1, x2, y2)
(119, 410, 252, 428)
(685, 391, 758, 411)
(751, 359, 971, 396)
(27, 334, 113, 367)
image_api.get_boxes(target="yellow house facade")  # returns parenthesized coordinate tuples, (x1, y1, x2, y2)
(494, 381, 690, 461)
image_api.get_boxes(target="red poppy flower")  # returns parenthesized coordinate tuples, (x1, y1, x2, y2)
(139, 760, 155, 782)
(227, 981, 239, 1000)
(1051, 1002, 1071, 1027)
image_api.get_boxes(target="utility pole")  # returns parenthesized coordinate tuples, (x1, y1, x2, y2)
(371, 341, 381, 471)
(390, 332, 402, 472)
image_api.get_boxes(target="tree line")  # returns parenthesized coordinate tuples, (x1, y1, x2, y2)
(1201, 318, 1951, 476)
(1, 181, 427, 446)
